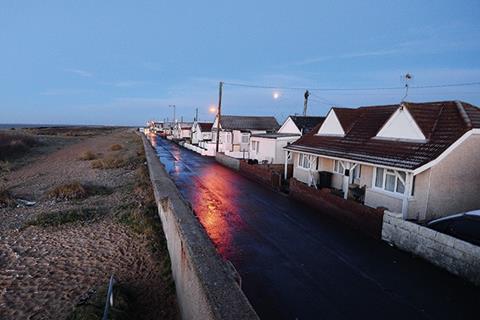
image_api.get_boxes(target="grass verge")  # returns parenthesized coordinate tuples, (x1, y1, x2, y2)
(24, 208, 104, 228)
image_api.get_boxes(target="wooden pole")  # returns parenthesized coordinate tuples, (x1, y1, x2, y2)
(215, 81, 223, 153)
(303, 90, 310, 116)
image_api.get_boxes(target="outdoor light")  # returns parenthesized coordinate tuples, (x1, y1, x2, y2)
(209, 106, 217, 113)
(273, 91, 280, 100)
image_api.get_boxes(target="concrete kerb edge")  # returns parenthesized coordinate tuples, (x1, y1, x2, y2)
(141, 134, 259, 320)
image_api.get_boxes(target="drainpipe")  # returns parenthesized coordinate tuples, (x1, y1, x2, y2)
(401, 172, 413, 219)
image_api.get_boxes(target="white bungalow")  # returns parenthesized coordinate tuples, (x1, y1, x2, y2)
(249, 115, 325, 164)
(192, 122, 213, 145)
(210, 115, 280, 158)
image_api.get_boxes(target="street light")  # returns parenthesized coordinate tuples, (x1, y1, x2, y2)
(169, 104, 176, 123)
(215, 82, 223, 153)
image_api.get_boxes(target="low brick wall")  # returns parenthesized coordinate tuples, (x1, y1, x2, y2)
(215, 152, 240, 170)
(142, 135, 259, 320)
(382, 211, 480, 285)
(238, 162, 293, 190)
(289, 178, 384, 238)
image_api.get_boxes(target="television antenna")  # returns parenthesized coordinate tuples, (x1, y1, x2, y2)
(401, 73, 413, 102)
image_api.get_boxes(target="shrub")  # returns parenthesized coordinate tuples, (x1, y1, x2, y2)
(0, 188, 15, 208)
(48, 182, 87, 201)
(91, 156, 126, 169)
(0, 133, 38, 160)
(79, 151, 96, 161)
(110, 144, 123, 151)
(25, 208, 102, 228)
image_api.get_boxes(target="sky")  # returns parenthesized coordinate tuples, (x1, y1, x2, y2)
(1, 1, 480, 126)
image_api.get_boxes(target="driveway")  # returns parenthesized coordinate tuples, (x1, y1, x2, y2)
(152, 137, 479, 320)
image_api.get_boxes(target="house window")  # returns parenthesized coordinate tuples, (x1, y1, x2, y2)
(298, 154, 310, 169)
(333, 160, 344, 174)
(374, 167, 407, 195)
(241, 134, 249, 143)
(256, 141, 260, 153)
(252, 141, 256, 151)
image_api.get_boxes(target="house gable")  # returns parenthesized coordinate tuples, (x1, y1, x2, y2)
(376, 105, 426, 141)
(317, 109, 345, 136)
(278, 117, 301, 135)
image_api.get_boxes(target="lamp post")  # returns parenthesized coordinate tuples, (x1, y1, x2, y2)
(169, 104, 176, 123)
(215, 81, 223, 153)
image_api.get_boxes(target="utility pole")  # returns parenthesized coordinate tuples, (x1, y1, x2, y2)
(169, 105, 176, 123)
(303, 90, 310, 116)
(215, 81, 223, 153)
(195, 107, 198, 122)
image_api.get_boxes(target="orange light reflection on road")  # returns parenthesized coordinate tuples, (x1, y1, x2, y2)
(191, 166, 241, 258)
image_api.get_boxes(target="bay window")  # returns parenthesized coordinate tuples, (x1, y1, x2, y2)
(333, 160, 344, 174)
(374, 168, 407, 195)
(298, 154, 310, 169)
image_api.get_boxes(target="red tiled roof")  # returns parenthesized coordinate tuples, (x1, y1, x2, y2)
(286, 101, 480, 170)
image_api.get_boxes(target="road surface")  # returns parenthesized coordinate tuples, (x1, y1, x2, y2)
(152, 137, 479, 320)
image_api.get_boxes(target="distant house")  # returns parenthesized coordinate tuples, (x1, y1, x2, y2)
(285, 101, 480, 221)
(211, 115, 280, 158)
(250, 115, 325, 164)
(192, 122, 213, 145)
(172, 122, 194, 141)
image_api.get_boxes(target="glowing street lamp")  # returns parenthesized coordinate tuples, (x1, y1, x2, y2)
(273, 91, 280, 100)
(209, 106, 217, 113)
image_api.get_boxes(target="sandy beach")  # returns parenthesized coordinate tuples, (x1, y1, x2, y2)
(0, 128, 178, 319)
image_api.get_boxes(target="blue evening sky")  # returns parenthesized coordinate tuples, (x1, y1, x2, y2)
(1, 1, 479, 126)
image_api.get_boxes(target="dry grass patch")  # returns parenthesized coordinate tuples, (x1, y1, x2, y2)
(91, 156, 126, 169)
(0, 188, 15, 208)
(47, 182, 111, 201)
(25, 208, 104, 228)
(48, 182, 88, 201)
(0, 132, 39, 160)
(79, 150, 97, 161)
(110, 144, 123, 151)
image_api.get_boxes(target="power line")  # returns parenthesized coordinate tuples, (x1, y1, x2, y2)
(223, 81, 480, 92)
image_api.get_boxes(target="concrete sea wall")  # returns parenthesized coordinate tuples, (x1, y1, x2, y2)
(382, 211, 480, 285)
(141, 135, 259, 320)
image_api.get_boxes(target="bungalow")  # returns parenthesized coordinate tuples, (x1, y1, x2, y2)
(211, 115, 280, 158)
(192, 122, 213, 145)
(250, 115, 325, 164)
(172, 122, 194, 141)
(285, 100, 480, 221)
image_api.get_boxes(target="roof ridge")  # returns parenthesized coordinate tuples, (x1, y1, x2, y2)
(455, 101, 473, 129)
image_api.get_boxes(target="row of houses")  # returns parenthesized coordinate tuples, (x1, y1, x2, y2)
(147, 100, 480, 222)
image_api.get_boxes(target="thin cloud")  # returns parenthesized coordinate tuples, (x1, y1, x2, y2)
(291, 48, 402, 66)
(64, 68, 93, 77)
(40, 89, 92, 96)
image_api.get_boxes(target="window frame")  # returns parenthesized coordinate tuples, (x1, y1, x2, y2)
(297, 153, 311, 169)
(373, 167, 408, 196)
(333, 160, 344, 174)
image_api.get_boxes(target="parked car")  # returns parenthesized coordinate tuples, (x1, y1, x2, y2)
(427, 210, 480, 246)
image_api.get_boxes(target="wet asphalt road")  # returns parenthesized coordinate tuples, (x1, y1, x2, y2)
(152, 137, 479, 320)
